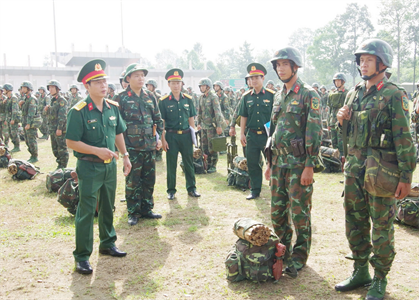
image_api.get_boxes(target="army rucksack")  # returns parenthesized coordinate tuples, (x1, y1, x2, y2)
(396, 197, 419, 228)
(57, 177, 79, 215)
(180, 148, 207, 174)
(0, 146, 12, 168)
(7, 159, 40, 180)
(225, 234, 280, 283)
(46, 168, 75, 192)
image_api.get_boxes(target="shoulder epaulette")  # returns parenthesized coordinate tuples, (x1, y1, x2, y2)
(160, 94, 169, 101)
(106, 98, 119, 107)
(265, 88, 276, 94)
(74, 101, 87, 111)
(183, 93, 192, 99)
(242, 90, 251, 97)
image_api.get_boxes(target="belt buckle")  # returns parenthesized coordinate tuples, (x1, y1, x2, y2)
(177, 130, 182, 134)
(104, 158, 111, 164)
(257, 131, 263, 134)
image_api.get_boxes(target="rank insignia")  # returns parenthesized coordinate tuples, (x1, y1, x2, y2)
(402, 96, 409, 111)
(311, 97, 320, 110)
(109, 116, 116, 120)
(88, 102, 93, 111)
(263, 99, 270, 103)
(377, 81, 384, 91)
(293, 85, 300, 94)
(291, 100, 299, 105)
(127, 91, 132, 97)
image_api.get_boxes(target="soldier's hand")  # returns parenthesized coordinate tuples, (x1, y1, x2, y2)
(229, 127, 236, 137)
(264, 166, 271, 181)
(44, 105, 50, 112)
(197, 125, 201, 131)
(301, 167, 314, 185)
(240, 134, 247, 147)
(56, 129, 62, 136)
(337, 105, 351, 126)
(156, 139, 162, 150)
(216, 127, 222, 135)
(24, 124, 30, 130)
(11, 120, 15, 125)
(123, 156, 132, 176)
(19, 100, 24, 107)
(162, 140, 169, 151)
(395, 182, 410, 200)
(97, 148, 118, 161)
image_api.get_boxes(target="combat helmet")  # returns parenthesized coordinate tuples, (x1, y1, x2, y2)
(21, 81, 34, 91)
(266, 80, 275, 88)
(3, 83, 13, 92)
(145, 79, 158, 89)
(333, 73, 346, 88)
(38, 86, 47, 93)
(213, 81, 224, 90)
(47, 80, 62, 91)
(69, 84, 78, 91)
(354, 38, 393, 80)
(320, 85, 327, 91)
(312, 83, 319, 88)
(108, 83, 117, 91)
(198, 78, 212, 88)
(269, 47, 303, 83)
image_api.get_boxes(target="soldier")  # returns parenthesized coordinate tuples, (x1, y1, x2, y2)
(68, 84, 84, 108)
(146, 79, 164, 162)
(2, 84, 20, 152)
(335, 39, 416, 300)
(197, 78, 224, 173)
(119, 64, 163, 225)
(0, 86, 6, 144)
(119, 71, 128, 90)
(412, 79, 419, 103)
(328, 73, 348, 160)
(229, 75, 252, 138)
(265, 47, 322, 277)
(37, 86, 50, 140)
(187, 86, 200, 117)
(319, 85, 329, 121)
(19, 81, 42, 163)
(265, 80, 277, 92)
(107, 83, 117, 100)
(158, 69, 200, 200)
(45, 80, 69, 169)
(66, 59, 132, 275)
(239, 63, 274, 200)
(213, 81, 231, 138)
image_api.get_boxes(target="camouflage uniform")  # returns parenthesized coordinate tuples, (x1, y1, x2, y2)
(270, 77, 321, 270)
(216, 89, 231, 136)
(119, 85, 163, 217)
(0, 92, 6, 143)
(327, 88, 348, 155)
(46, 94, 69, 168)
(69, 93, 84, 109)
(198, 89, 224, 171)
(37, 92, 50, 138)
(21, 92, 41, 159)
(4, 92, 20, 150)
(319, 87, 329, 121)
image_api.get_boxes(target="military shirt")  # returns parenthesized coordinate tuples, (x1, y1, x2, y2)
(5, 95, 20, 122)
(38, 94, 50, 116)
(21, 93, 40, 126)
(328, 88, 348, 124)
(197, 90, 224, 130)
(118, 86, 163, 151)
(271, 78, 322, 168)
(158, 92, 196, 130)
(238, 87, 274, 131)
(342, 77, 416, 183)
(69, 93, 84, 108)
(66, 96, 126, 159)
(319, 91, 328, 109)
(47, 94, 67, 132)
(0, 95, 6, 121)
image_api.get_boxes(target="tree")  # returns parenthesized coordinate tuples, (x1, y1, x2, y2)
(289, 28, 314, 70)
(237, 41, 254, 77)
(154, 49, 179, 69)
(406, 1, 419, 87)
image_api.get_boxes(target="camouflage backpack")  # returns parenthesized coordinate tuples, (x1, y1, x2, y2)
(46, 168, 75, 192)
(227, 157, 250, 190)
(57, 177, 79, 215)
(7, 159, 40, 180)
(180, 148, 207, 174)
(396, 197, 419, 228)
(225, 234, 279, 283)
(0, 146, 12, 168)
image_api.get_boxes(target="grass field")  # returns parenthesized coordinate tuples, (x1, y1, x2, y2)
(0, 136, 418, 300)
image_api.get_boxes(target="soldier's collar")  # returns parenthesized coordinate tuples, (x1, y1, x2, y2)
(250, 87, 265, 95)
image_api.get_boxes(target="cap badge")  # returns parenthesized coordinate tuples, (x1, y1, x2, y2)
(95, 64, 102, 71)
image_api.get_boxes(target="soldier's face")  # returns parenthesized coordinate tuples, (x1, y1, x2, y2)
(71, 88, 77, 94)
(168, 81, 182, 93)
(214, 85, 220, 92)
(127, 71, 146, 90)
(187, 88, 192, 94)
(275, 60, 293, 80)
(146, 84, 155, 92)
(267, 84, 273, 89)
(85, 79, 107, 98)
(38, 89, 44, 95)
(359, 54, 379, 77)
(334, 79, 343, 88)
(321, 88, 326, 93)
(21, 87, 29, 94)
(250, 75, 264, 89)
(199, 85, 208, 93)
(246, 79, 252, 88)
(122, 81, 129, 89)
(49, 86, 57, 95)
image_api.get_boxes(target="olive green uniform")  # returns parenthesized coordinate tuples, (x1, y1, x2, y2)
(66, 97, 126, 262)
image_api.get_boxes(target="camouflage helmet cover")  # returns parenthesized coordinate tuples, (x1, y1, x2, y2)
(38, 86, 47, 93)
(21, 81, 34, 91)
(198, 78, 212, 88)
(266, 80, 275, 86)
(145, 79, 158, 89)
(69, 84, 78, 90)
(312, 82, 320, 88)
(333, 73, 346, 82)
(320, 85, 327, 90)
(108, 83, 116, 91)
(3, 83, 13, 91)
(47, 80, 62, 90)
(124, 64, 148, 83)
(354, 38, 393, 67)
(213, 81, 224, 89)
(269, 47, 303, 67)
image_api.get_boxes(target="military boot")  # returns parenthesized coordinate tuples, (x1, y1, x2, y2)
(365, 276, 387, 300)
(207, 166, 216, 173)
(31, 156, 38, 163)
(10, 147, 21, 153)
(335, 261, 372, 292)
(27, 156, 34, 163)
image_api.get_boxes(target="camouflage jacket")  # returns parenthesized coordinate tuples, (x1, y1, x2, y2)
(69, 93, 84, 109)
(21, 93, 40, 125)
(341, 77, 416, 183)
(198, 90, 224, 130)
(327, 88, 348, 123)
(0, 95, 6, 121)
(217, 91, 231, 121)
(47, 94, 67, 132)
(107, 92, 116, 100)
(229, 98, 242, 128)
(37, 94, 50, 117)
(118, 86, 163, 151)
(412, 90, 419, 103)
(271, 77, 322, 169)
(319, 91, 328, 108)
(5, 95, 21, 122)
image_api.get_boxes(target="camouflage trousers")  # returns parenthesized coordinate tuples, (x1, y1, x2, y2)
(201, 128, 218, 169)
(24, 127, 38, 157)
(271, 164, 313, 269)
(344, 175, 396, 278)
(330, 127, 343, 156)
(39, 116, 49, 136)
(0, 119, 9, 144)
(5, 122, 19, 147)
(125, 150, 155, 216)
(50, 131, 69, 167)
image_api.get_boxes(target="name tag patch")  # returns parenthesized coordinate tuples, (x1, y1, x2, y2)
(87, 119, 97, 124)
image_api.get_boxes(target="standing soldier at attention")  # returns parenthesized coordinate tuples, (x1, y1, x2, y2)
(146, 79, 163, 162)
(328, 73, 348, 160)
(119, 64, 163, 225)
(197, 78, 224, 174)
(45, 80, 69, 170)
(213, 81, 230, 138)
(238, 63, 274, 199)
(265, 47, 321, 277)
(37, 86, 50, 140)
(19, 81, 42, 163)
(319, 85, 329, 121)
(66, 59, 132, 275)
(0, 86, 7, 144)
(69, 84, 84, 108)
(335, 39, 416, 300)
(3, 84, 20, 152)
(107, 83, 117, 100)
(158, 69, 200, 200)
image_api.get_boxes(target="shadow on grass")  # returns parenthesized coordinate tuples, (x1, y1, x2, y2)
(394, 221, 419, 237)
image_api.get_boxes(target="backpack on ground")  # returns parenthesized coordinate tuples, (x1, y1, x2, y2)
(7, 159, 40, 180)
(46, 168, 75, 192)
(0, 146, 12, 168)
(57, 175, 79, 215)
(180, 148, 207, 174)
(396, 197, 419, 228)
(227, 156, 250, 190)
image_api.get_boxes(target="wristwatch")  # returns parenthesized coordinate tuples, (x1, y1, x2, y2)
(122, 152, 129, 158)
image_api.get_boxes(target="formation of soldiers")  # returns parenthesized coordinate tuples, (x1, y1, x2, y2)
(2, 37, 419, 300)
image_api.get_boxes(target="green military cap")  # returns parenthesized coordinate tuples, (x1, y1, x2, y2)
(246, 63, 267, 77)
(124, 63, 148, 83)
(77, 59, 108, 84)
(165, 68, 184, 82)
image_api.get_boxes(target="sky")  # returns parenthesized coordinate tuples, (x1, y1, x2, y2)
(0, 0, 382, 67)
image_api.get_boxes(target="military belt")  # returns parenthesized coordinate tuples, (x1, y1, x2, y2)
(166, 128, 191, 135)
(127, 127, 153, 135)
(79, 156, 113, 164)
(271, 145, 293, 156)
(248, 128, 266, 135)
